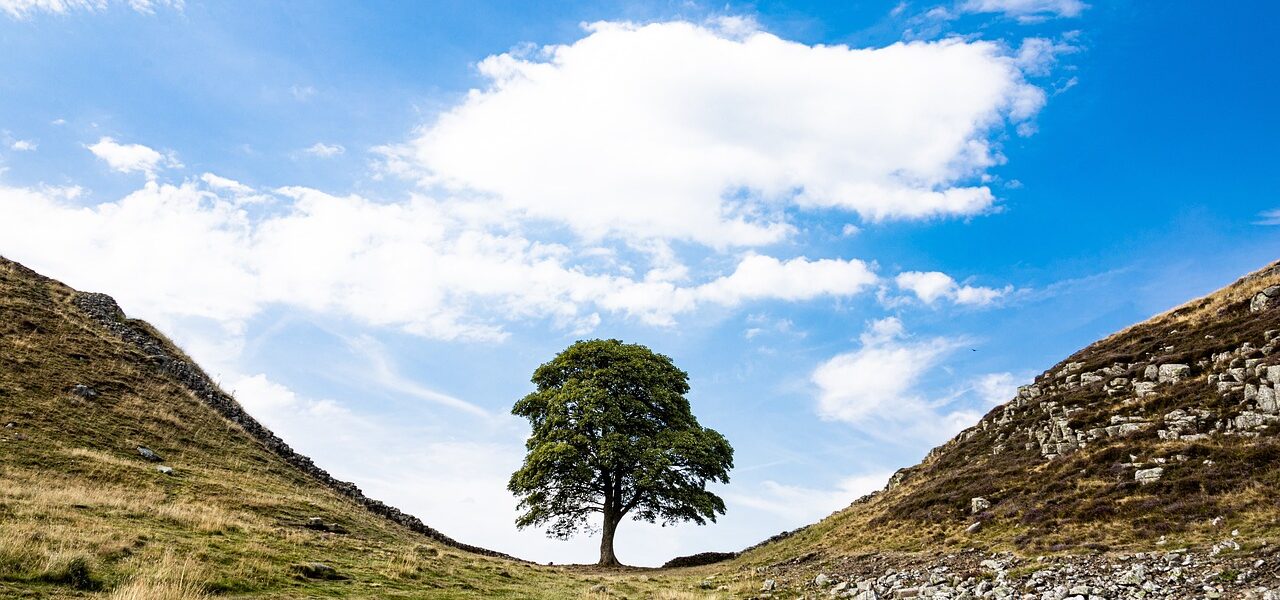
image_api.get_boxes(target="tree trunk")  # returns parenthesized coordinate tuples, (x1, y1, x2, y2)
(598, 512, 622, 567)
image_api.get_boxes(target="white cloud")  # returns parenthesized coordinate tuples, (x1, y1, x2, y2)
(811, 317, 979, 441)
(1014, 36, 1080, 77)
(958, 0, 1087, 21)
(723, 471, 893, 522)
(1255, 209, 1280, 226)
(199, 172, 252, 194)
(10, 139, 36, 151)
(969, 371, 1018, 404)
(894, 270, 1010, 306)
(290, 85, 316, 101)
(304, 142, 345, 157)
(0, 0, 179, 18)
(86, 136, 179, 177)
(0, 182, 882, 341)
(386, 20, 1050, 247)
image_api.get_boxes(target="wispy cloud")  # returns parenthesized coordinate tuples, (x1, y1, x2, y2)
(1255, 209, 1280, 226)
(1, 0, 181, 19)
(304, 142, 344, 157)
(345, 335, 491, 418)
(812, 317, 980, 443)
(85, 136, 180, 177)
(957, 0, 1087, 22)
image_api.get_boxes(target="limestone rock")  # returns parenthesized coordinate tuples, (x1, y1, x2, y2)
(1133, 381, 1158, 397)
(1135, 467, 1164, 484)
(1252, 286, 1280, 312)
(136, 446, 162, 462)
(1158, 364, 1191, 383)
(971, 497, 992, 514)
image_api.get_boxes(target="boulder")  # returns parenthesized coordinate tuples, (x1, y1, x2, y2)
(71, 384, 98, 399)
(1134, 381, 1158, 397)
(155, 465, 174, 475)
(136, 446, 162, 462)
(1267, 365, 1280, 386)
(1157, 364, 1191, 383)
(1143, 365, 1160, 381)
(1135, 467, 1164, 484)
(762, 579, 777, 591)
(1260, 386, 1279, 413)
(971, 497, 992, 514)
(1252, 286, 1280, 313)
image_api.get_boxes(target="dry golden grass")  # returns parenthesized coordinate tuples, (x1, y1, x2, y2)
(106, 554, 209, 600)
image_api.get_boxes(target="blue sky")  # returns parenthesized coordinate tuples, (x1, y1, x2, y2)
(1, 0, 1277, 566)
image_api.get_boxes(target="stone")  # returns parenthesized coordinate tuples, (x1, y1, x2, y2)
(590, 584, 608, 593)
(1252, 286, 1280, 313)
(1135, 467, 1164, 484)
(971, 497, 992, 514)
(71, 384, 98, 399)
(1236, 412, 1274, 430)
(1158, 364, 1191, 383)
(1267, 365, 1280, 386)
(1134, 381, 1158, 397)
(1144, 364, 1160, 381)
(156, 465, 173, 475)
(136, 446, 162, 462)
(965, 521, 982, 534)
(814, 573, 830, 586)
(761, 579, 777, 591)
(1260, 386, 1279, 413)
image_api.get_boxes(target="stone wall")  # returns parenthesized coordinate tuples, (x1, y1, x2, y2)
(71, 291, 517, 561)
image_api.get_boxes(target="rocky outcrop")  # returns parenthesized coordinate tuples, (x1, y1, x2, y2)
(1253, 285, 1280, 313)
(71, 291, 515, 561)
(752, 547, 1280, 599)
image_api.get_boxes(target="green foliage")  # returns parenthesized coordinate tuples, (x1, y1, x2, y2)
(508, 339, 733, 556)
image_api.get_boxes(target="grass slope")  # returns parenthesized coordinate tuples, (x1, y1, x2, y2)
(733, 259, 1280, 569)
(0, 257, 727, 599)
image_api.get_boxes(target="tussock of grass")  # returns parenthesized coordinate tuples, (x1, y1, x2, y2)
(107, 554, 208, 600)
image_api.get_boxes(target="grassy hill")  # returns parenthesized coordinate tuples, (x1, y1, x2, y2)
(692, 260, 1280, 596)
(0, 257, 726, 599)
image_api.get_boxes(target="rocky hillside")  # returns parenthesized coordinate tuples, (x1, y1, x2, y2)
(706, 260, 1280, 597)
(0, 257, 707, 598)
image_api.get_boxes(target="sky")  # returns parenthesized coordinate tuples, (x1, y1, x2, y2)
(1, 0, 1278, 567)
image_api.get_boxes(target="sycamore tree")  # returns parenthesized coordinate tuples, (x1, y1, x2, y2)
(508, 339, 734, 567)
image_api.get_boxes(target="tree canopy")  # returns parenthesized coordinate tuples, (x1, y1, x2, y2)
(507, 339, 734, 566)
